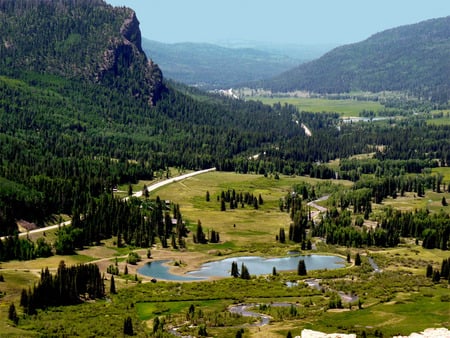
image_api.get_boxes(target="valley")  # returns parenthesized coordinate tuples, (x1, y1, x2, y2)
(0, 1, 449, 337)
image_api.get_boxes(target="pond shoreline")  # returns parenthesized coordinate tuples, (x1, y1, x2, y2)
(137, 252, 346, 281)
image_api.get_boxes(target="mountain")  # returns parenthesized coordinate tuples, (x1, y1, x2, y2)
(257, 17, 450, 103)
(142, 39, 302, 89)
(0, 0, 164, 104)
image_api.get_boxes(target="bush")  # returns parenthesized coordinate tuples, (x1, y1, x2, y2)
(127, 252, 141, 265)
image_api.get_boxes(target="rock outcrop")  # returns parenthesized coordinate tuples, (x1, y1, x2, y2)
(0, 0, 165, 105)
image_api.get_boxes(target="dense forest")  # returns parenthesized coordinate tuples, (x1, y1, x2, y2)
(0, 0, 449, 242)
(256, 16, 450, 104)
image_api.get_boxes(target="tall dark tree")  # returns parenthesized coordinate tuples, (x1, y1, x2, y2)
(297, 259, 307, 276)
(240, 263, 251, 280)
(110, 275, 116, 294)
(8, 303, 19, 325)
(231, 261, 239, 278)
(123, 316, 134, 336)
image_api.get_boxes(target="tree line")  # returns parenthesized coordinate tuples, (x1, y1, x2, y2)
(20, 261, 104, 315)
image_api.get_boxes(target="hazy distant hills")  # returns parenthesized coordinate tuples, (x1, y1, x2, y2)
(142, 39, 308, 89)
(257, 16, 450, 103)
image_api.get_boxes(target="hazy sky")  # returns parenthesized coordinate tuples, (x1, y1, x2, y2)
(106, 0, 449, 45)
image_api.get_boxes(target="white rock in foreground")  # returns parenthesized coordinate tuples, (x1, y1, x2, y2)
(297, 328, 450, 338)
(394, 328, 450, 338)
(299, 329, 356, 338)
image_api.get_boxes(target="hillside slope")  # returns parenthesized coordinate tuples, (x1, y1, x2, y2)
(143, 39, 301, 89)
(258, 16, 450, 103)
(0, 0, 164, 104)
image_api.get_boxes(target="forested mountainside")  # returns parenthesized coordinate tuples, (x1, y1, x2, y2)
(142, 39, 301, 89)
(257, 16, 450, 103)
(1, 0, 450, 236)
(0, 0, 164, 104)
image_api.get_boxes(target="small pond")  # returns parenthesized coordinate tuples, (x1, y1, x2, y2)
(138, 255, 345, 281)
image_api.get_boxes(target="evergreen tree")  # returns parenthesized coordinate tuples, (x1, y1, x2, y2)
(206, 190, 210, 202)
(240, 263, 251, 280)
(221, 198, 226, 211)
(8, 303, 19, 325)
(297, 259, 307, 276)
(123, 316, 133, 336)
(432, 270, 441, 283)
(279, 228, 286, 243)
(426, 264, 433, 278)
(195, 220, 207, 244)
(231, 261, 239, 278)
(198, 324, 208, 337)
(110, 275, 116, 294)
(355, 253, 362, 266)
(153, 316, 160, 333)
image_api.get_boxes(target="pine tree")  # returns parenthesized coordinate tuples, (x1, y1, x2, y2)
(426, 264, 433, 278)
(198, 324, 208, 336)
(432, 270, 441, 283)
(123, 316, 133, 335)
(153, 316, 160, 333)
(110, 275, 116, 294)
(279, 228, 286, 243)
(240, 263, 251, 280)
(231, 261, 239, 278)
(355, 253, 362, 266)
(8, 303, 19, 325)
(297, 259, 307, 276)
(221, 198, 226, 211)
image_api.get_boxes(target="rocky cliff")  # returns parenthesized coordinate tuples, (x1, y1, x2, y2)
(0, 0, 164, 105)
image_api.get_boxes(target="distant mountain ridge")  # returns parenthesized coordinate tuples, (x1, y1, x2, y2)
(257, 16, 450, 103)
(142, 39, 302, 89)
(0, 0, 164, 104)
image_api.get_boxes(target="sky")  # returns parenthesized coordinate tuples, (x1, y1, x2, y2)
(105, 0, 449, 45)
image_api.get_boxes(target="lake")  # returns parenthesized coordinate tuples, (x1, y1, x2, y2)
(138, 255, 345, 281)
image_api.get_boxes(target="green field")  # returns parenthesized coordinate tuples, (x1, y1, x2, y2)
(248, 96, 384, 117)
(427, 110, 450, 125)
(1, 171, 449, 337)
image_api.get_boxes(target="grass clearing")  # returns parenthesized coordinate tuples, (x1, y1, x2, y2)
(150, 172, 350, 249)
(432, 167, 450, 182)
(373, 190, 450, 214)
(249, 97, 384, 117)
(314, 285, 450, 337)
(0, 254, 94, 270)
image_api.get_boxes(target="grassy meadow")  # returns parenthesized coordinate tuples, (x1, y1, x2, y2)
(248, 96, 384, 117)
(1, 171, 449, 337)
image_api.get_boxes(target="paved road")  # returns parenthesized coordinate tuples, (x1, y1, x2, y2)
(2, 168, 216, 240)
(126, 167, 216, 200)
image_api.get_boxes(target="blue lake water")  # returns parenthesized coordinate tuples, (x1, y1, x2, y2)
(138, 255, 345, 281)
